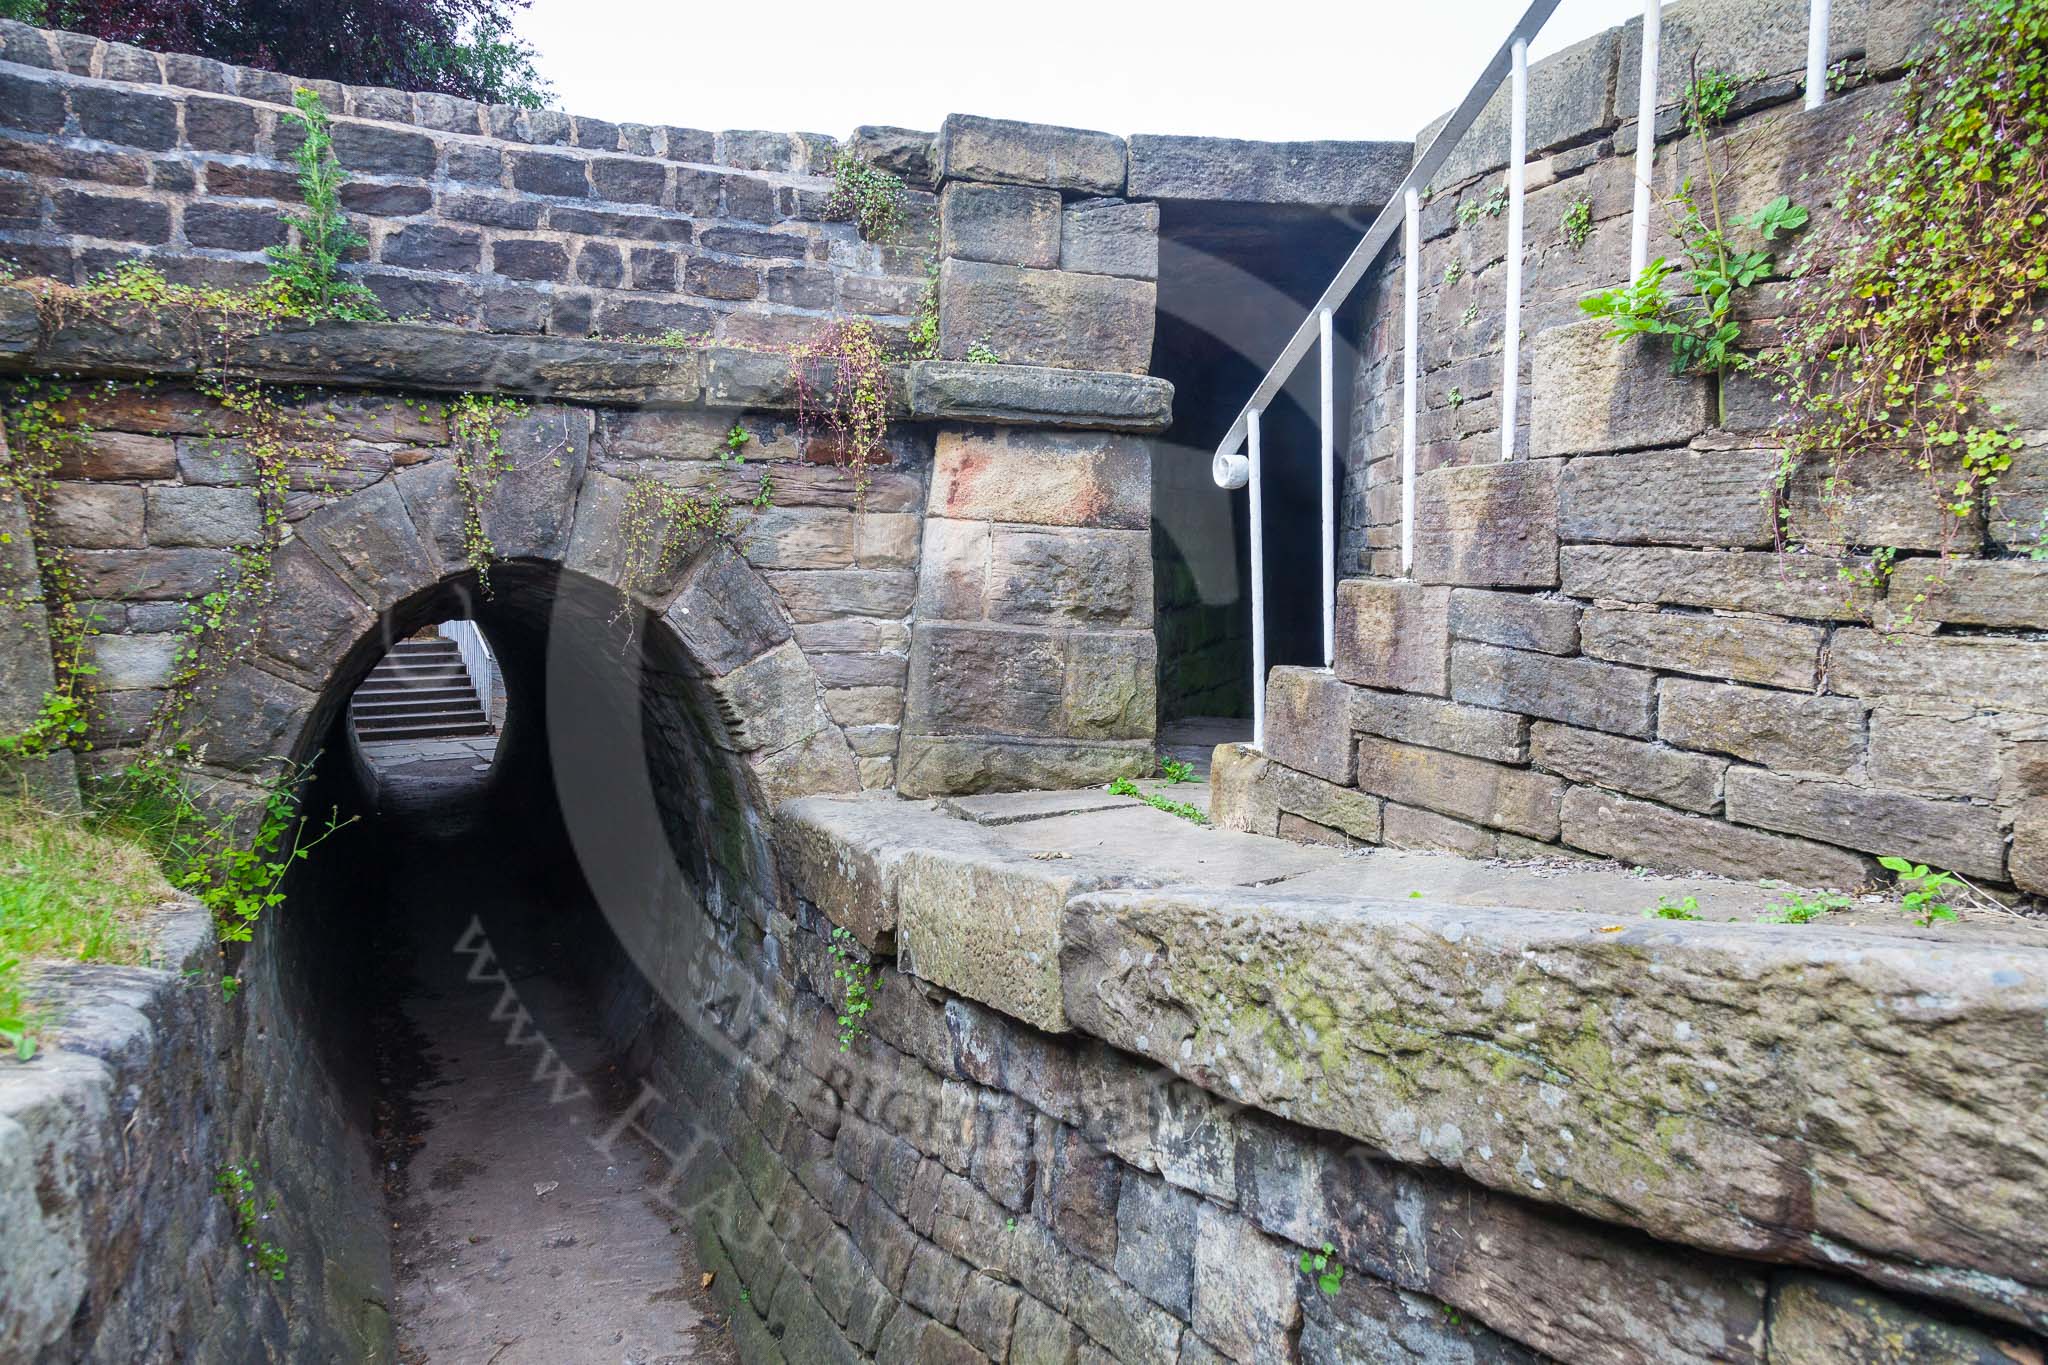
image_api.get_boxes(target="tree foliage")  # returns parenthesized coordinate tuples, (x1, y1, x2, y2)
(0, 0, 551, 108)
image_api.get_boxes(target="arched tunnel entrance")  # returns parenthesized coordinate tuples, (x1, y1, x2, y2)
(253, 560, 772, 1363)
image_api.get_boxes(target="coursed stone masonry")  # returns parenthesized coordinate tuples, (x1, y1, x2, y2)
(1294, 0, 2048, 894)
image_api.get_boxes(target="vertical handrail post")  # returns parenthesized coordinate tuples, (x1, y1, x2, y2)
(1248, 407, 1267, 749)
(1629, 0, 1661, 280)
(1401, 188, 1419, 576)
(1500, 37, 1528, 461)
(1318, 308, 1335, 666)
(1805, 0, 1832, 109)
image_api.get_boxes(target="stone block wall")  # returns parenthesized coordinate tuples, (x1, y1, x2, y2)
(932, 115, 1161, 373)
(639, 795, 2048, 1364)
(0, 17, 933, 346)
(1276, 0, 2048, 894)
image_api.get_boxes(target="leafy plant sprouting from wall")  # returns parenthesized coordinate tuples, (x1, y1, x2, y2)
(1580, 56, 1808, 378)
(266, 89, 389, 322)
(1766, 0, 2047, 561)
(827, 925, 877, 1051)
(823, 149, 905, 242)
(216, 1161, 289, 1280)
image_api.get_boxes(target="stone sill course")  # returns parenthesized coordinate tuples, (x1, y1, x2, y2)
(776, 779, 2048, 1334)
(0, 287, 1172, 431)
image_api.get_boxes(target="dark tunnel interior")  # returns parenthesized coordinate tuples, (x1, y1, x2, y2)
(249, 563, 754, 1360)
(1150, 201, 1371, 723)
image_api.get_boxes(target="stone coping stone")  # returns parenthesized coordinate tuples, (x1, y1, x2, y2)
(776, 788, 2048, 1330)
(1126, 133, 1411, 206)
(2, 292, 1170, 430)
(1063, 884, 2048, 1332)
(908, 361, 1174, 432)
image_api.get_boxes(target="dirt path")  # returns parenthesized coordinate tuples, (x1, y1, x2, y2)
(368, 755, 737, 1365)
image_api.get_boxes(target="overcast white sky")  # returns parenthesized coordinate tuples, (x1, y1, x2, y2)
(524, 0, 1648, 143)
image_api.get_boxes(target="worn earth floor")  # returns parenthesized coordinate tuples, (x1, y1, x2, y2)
(365, 745, 737, 1365)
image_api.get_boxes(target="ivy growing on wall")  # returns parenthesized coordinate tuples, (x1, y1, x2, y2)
(1766, 0, 2047, 559)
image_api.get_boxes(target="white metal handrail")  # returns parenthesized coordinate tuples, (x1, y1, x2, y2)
(1213, 0, 1835, 749)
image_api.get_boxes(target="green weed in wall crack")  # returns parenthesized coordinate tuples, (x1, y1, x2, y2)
(1300, 1242, 1345, 1296)
(216, 1162, 289, 1281)
(1681, 67, 1744, 136)
(1560, 196, 1594, 250)
(1582, 54, 1807, 378)
(823, 150, 905, 242)
(1107, 775, 1205, 825)
(827, 925, 877, 1051)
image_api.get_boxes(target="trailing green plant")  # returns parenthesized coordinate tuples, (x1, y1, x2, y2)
(1107, 775, 1206, 825)
(826, 925, 877, 1051)
(823, 149, 905, 242)
(216, 1162, 289, 1280)
(1560, 196, 1594, 249)
(1758, 890, 1853, 924)
(0, 376, 98, 755)
(1682, 67, 1743, 136)
(1645, 894, 1702, 921)
(791, 319, 892, 493)
(964, 340, 1002, 364)
(264, 90, 388, 322)
(1299, 1242, 1345, 1296)
(1879, 856, 1960, 927)
(1459, 303, 1479, 327)
(102, 757, 354, 976)
(448, 393, 529, 595)
(1766, 0, 2047, 559)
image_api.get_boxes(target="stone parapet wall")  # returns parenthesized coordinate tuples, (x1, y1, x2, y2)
(1295, 0, 2048, 893)
(0, 900, 387, 1363)
(682, 791, 2048, 1363)
(0, 299, 1170, 797)
(0, 17, 933, 347)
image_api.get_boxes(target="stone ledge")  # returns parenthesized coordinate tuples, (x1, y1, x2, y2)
(908, 361, 1173, 432)
(1, 292, 1167, 431)
(1126, 134, 1411, 207)
(776, 789, 2048, 1333)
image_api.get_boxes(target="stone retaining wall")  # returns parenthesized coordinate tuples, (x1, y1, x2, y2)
(638, 791, 2047, 1363)
(1263, 0, 2048, 894)
(0, 898, 388, 1362)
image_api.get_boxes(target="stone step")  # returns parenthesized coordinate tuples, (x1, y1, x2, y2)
(355, 718, 493, 740)
(355, 700, 482, 717)
(354, 682, 474, 700)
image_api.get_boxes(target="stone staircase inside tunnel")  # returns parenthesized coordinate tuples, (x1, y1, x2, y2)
(350, 637, 493, 742)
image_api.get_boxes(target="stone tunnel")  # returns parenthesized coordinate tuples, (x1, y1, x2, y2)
(1, 1, 2046, 1362)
